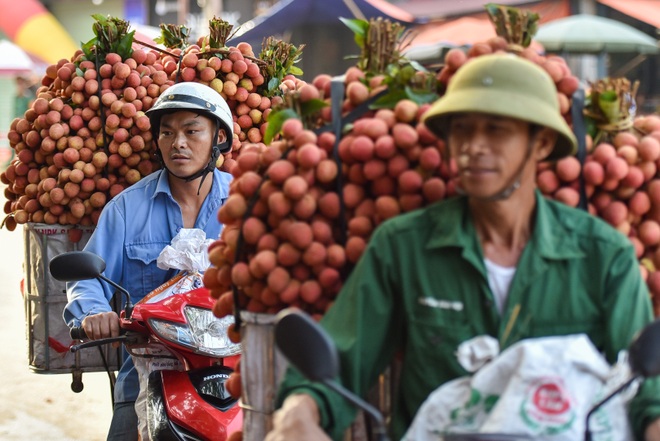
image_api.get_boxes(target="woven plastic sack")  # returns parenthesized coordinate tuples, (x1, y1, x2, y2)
(403, 334, 634, 441)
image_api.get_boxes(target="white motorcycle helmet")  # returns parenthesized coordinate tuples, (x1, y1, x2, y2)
(146, 82, 234, 191)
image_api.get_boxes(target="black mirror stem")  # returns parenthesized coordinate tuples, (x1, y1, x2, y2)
(584, 374, 640, 441)
(321, 379, 390, 441)
(98, 274, 134, 319)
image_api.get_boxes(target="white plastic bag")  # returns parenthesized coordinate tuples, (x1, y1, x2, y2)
(135, 228, 213, 441)
(156, 228, 213, 273)
(403, 334, 634, 441)
(134, 343, 183, 441)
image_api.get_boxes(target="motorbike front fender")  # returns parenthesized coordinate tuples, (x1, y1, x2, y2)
(154, 368, 242, 440)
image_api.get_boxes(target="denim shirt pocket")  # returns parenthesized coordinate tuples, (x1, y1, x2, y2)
(125, 242, 170, 298)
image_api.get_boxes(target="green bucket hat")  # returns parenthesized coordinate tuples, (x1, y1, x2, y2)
(422, 53, 577, 161)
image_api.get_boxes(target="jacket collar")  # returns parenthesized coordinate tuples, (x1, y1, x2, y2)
(426, 190, 584, 260)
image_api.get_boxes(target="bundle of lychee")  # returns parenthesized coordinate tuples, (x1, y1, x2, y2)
(0, 15, 304, 231)
(533, 76, 660, 311)
(0, 15, 166, 231)
(205, 7, 588, 322)
(202, 11, 568, 416)
(437, 4, 579, 121)
(204, 16, 448, 331)
(536, 77, 644, 210)
(155, 19, 307, 172)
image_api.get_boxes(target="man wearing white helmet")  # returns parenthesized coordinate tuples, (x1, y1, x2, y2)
(267, 54, 660, 440)
(63, 81, 234, 440)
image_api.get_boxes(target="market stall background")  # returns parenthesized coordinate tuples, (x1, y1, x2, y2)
(0, 1, 658, 108)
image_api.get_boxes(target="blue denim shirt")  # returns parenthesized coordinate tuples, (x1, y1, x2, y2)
(63, 168, 231, 402)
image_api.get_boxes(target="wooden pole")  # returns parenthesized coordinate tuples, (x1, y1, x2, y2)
(240, 312, 289, 441)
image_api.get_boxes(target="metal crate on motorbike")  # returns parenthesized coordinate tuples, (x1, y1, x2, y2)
(23, 222, 122, 374)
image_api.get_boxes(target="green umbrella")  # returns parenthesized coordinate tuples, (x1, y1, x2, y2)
(534, 14, 659, 54)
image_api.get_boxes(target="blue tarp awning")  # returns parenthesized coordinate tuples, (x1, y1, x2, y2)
(228, 0, 422, 48)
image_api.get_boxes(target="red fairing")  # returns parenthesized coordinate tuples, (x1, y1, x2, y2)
(125, 286, 238, 369)
(161, 369, 243, 440)
(134, 287, 215, 324)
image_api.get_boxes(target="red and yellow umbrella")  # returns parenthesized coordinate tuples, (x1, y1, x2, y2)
(0, 0, 78, 65)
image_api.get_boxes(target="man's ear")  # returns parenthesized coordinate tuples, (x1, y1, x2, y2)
(534, 127, 559, 161)
(216, 129, 232, 154)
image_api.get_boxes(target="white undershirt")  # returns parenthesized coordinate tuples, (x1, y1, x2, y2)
(484, 258, 516, 314)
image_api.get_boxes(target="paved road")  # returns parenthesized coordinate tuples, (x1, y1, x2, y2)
(0, 183, 113, 441)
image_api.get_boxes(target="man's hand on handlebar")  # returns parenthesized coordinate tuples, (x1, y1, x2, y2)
(265, 394, 331, 441)
(81, 311, 121, 340)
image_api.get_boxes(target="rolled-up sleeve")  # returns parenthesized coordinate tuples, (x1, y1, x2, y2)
(63, 199, 127, 326)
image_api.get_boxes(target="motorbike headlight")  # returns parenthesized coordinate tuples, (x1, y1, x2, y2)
(149, 307, 241, 358)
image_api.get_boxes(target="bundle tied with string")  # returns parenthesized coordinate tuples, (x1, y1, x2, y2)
(584, 77, 640, 145)
(535, 76, 660, 314)
(485, 2, 540, 55)
(0, 14, 305, 231)
(0, 14, 168, 230)
(206, 17, 448, 331)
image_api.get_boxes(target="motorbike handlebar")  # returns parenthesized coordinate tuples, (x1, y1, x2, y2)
(69, 330, 138, 353)
(70, 325, 87, 340)
(69, 324, 137, 353)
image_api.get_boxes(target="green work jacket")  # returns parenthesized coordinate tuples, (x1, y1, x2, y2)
(278, 190, 660, 440)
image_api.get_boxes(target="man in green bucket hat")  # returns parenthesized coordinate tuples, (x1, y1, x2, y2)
(266, 54, 660, 440)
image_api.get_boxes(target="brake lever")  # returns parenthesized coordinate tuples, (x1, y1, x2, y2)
(70, 334, 142, 353)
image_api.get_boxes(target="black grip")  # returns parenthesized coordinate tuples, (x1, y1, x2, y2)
(70, 326, 88, 340)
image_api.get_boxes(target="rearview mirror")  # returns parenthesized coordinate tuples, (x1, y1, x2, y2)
(274, 308, 390, 441)
(586, 318, 660, 440)
(49, 250, 106, 282)
(629, 319, 660, 378)
(274, 308, 339, 382)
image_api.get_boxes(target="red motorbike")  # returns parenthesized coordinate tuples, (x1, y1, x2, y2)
(50, 250, 242, 441)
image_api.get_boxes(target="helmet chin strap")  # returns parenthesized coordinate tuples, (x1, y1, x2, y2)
(455, 137, 536, 201)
